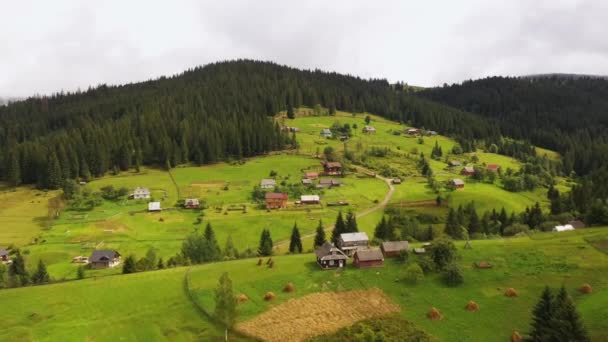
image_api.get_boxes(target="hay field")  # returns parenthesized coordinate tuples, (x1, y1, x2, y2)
(237, 288, 400, 342)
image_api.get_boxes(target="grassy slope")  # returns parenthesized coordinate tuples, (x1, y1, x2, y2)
(1, 229, 607, 341)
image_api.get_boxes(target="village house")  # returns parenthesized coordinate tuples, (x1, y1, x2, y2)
(554, 224, 575, 232)
(315, 242, 348, 269)
(362, 125, 376, 134)
(450, 179, 465, 189)
(132, 187, 151, 200)
(265, 192, 288, 209)
(260, 179, 277, 189)
(392, 178, 402, 185)
(184, 198, 200, 209)
(381, 241, 410, 258)
(72, 255, 89, 264)
(302, 178, 312, 186)
(461, 166, 476, 176)
(406, 128, 419, 135)
(338, 232, 370, 256)
(305, 172, 319, 180)
(321, 160, 342, 176)
(320, 128, 333, 138)
(0, 248, 9, 262)
(317, 178, 341, 188)
(449, 160, 462, 167)
(426, 130, 438, 136)
(148, 202, 162, 212)
(353, 249, 384, 268)
(486, 164, 501, 171)
(300, 195, 320, 204)
(89, 250, 121, 269)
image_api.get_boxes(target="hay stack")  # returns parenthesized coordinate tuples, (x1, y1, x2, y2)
(427, 307, 443, 320)
(283, 282, 295, 293)
(580, 283, 593, 294)
(264, 292, 275, 301)
(236, 294, 249, 303)
(505, 288, 518, 297)
(511, 331, 522, 342)
(465, 301, 479, 311)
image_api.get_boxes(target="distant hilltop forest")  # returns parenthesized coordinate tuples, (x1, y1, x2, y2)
(0, 60, 607, 197)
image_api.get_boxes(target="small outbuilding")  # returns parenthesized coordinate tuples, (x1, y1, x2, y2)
(315, 242, 348, 269)
(132, 187, 151, 199)
(72, 255, 89, 264)
(381, 241, 410, 257)
(414, 248, 426, 254)
(450, 179, 465, 189)
(449, 160, 462, 167)
(302, 178, 313, 186)
(568, 220, 586, 229)
(148, 202, 162, 212)
(305, 172, 319, 180)
(338, 232, 370, 256)
(353, 249, 384, 268)
(553, 224, 575, 232)
(486, 164, 501, 171)
(362, 126, 377, 134)
(318, 178, 341, 188)
(392, 178, 402, 185)
(89, 250, 121, 269)
(184, 198, 200, 209)
(300, 195, 320, 204)
(321, 161, 342, 176)
(265, 193, 288, 209)
(260, 179, 277, 189)
(320, 128, 333, 138)
(406, 128, 420, 135)
(461, 166, 476, 176)
(0, 249, 9, 262)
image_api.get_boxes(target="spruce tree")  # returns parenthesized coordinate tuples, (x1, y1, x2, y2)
(374, 216, 389, 240)
(45, 151, 63, 189)
(204, 223, 221, 261)
(289, 223, 303, 253)
(551, 286, 590, 341)
(6, 150, 21, 187)
(530, 286, 556, 341)
(8, 252, 29, 286)
(157, 258, 165, 269)
(287, 104, 295, 119)
(122, 255, 137, 274)
(258, 229, 273, 256)
(76, 265, 85, 279)
(31, 259, 50, 284)
(214, 272, 237, 328)
(224, 235, 238, 259)
(444, 208, 462, 239)
(313, 220, 326, 248)
(345, 211, 358, 233)
(331, 211, 347, 245)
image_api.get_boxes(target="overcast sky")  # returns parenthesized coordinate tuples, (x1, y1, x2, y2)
(1, 0, 607, 97)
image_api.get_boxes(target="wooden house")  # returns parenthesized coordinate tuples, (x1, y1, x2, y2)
(381, 241, 410, 257)
(317, 178, 341, 188)
(305, 172, 319, 180)
(184, 198, 200, 209)
(392, 178, 402, 185)
(321, 161, 342, 176)
(148, 202, 161, 212)
(461, 166, 476, 176)
(89, 250, 121, 269)
(450, 179, 465, 189)
(486, 164, 500, 171)
(406, 128, 419, 135)
(315, 242, 347, 269)
(260, 179, 277, 189)
(338, 232, 369, 256)
(300, 195, 320, 204)
(302, 178, 312, 186)
(362, 126, 376, 134)
(320, 128, 333, 138)
(426, 130, 438, 136)
(132, 187, 151, 199)
(353, 249, 384, 268)
(0, 249, 9, 262)
(448, 160, 462, 167)
(265, 193, 288, 209)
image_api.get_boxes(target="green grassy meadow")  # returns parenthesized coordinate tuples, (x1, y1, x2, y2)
(1, 229, 606, 341)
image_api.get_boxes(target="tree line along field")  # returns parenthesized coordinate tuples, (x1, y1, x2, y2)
(0, 112, 561, 281)
(0, 229, 606, 341)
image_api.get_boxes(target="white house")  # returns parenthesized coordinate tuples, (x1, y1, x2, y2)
(132, 187, 151, 199)
(553, 224, 574, 232)
(300, 195, 320, 204)
(260, 179, 277, 189)
(320, 128, 333, 138)
(148, 202, 161, 212)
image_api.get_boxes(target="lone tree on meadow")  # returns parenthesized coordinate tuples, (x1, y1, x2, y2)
(331, 211, 347, 245)
(429, 238, 457, 270)
(530, 286, 589, 341)
(215, 272, 238, 328)
(289, 223, 303, 254)
(258, 229, 273, 256)
(313, 220, 327, 248)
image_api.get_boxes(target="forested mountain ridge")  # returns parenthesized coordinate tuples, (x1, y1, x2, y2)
(418, 76, 608, 176)
(0, 60, 496, 188)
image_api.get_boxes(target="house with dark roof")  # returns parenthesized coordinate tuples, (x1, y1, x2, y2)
(353, 249, 384, 268)
(381, 241, 410, 258)
(89, 250, 121, 269)
(265, 193, 288, 209)
(321, 160, 342, 176)
(315, 242, 347, 269)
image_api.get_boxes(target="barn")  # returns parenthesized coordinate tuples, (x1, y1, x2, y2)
(380, 241, 410, 257)
(353, 249, 384, 268)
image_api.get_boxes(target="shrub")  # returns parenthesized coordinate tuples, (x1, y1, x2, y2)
(417, 257, 435, 274)
(442, 263, 464, 287)
(404, 263, 424, 284)
(503, 223, 530, 236)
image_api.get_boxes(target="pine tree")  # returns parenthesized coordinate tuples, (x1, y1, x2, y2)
(345, 211, 358, 233)
(530, 286, 556, 341)
(6, 150, 21, 187)
(374, 216, 390, 240)
(289, 223, 303, 253)
(76, 265, 85, 279)
(287, 104, 295, 119)
(122, 255, 137, 274)
(444, 208, 462, 239)
(214, 272, 237, 328)
(468, 210, 480, 235)
(313, 220, 326, 248)
(258, 229, 273, 256)
(157, 258, 165, 269)
(45, 151, 63, 189)
(204, 223, 221, 261)
(31, 259, 50, 284)
(224, 234, 238, 259)
(550, 286, 590, 341)
(8, 252, 29, 286)
(331, 211, 347, 245)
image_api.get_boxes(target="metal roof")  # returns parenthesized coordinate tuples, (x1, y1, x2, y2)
(340, 232, 369, 242)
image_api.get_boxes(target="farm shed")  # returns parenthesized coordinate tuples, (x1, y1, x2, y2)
(132, 187, 151, 199)
(184, 198, 200, 209)
(89, 250, 121, 269)
(260, 179, 277, 189)
(300, 195, 320, 204)
(553, 224, 575, 232)
(72, 256, 89, 264)
(486, 164, 501, 171)
(318, 178, 341, 188)
(305, 172, 319, 179)
(414, 248, 426, 254)
(265, 193, 288, 209)
(568, 220, 586, 229)
(381, 241, 410, 257)
(0, 249, 9, 261)
(321, 161, 342, 176)
(320, 128, 333, 137)
(426, 130, 438, 136)
(392, 178, 402, 185)
(362, 125, 376, 134)
(461, 166, 475, 176)
(450, 179, 465, 189)
(302, 178, 312, 185)
(148, 202, 162, 212)
(448, 160, 462, 167)
(338, 232, 370, 256)
(406, 128, 419, 135)
(353, 249, 384, 268)
(315, 242, 347, 269)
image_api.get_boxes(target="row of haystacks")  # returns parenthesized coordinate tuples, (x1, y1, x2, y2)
(236, 282, 296, 303)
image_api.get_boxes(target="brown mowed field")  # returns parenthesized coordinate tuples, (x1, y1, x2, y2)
(237, 288, 400, 342)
